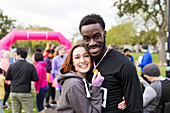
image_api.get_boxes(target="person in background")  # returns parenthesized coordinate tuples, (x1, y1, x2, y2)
(52, 45, 67, 91)
(5, 48, 38, 113)
(137, 44, 152, 92)
(139, 63, 170, 113)
(0, 69, 5, 113)
(9, 48, 17, 63)
(123, 48, 134, 63)
(108, 44, 117, 50)
(0, 50, 11, 109)
(44, 49, 56, 110)
(57, 42, 104, 113)
(32, 52, 48, 113)
(52, 45, 67, 75)
(79, 14, 142, 113)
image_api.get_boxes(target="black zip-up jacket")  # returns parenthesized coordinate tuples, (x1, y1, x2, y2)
(6, 59, 38, 93)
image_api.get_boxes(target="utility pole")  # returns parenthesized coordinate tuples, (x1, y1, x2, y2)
(166, 0, 170, 78)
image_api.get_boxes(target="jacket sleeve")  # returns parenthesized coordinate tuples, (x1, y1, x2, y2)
(131, 55, 134, 64)
(120, 61, 143, 113)
(0, 76, 5, 87)
(67, 83, 102, 113)
(138, 54, 149, 67)
(143, 86, 157, 107)
(44, 57, 51, 72)
(31, 65, 38, 81)
(5, 65, 12, 80)
(34, 65, 43, 91)
(52, 58, 58, 75)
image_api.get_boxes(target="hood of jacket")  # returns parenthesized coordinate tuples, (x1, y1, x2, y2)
(57, 69, 84, 85)
(35, 61, 47, 67)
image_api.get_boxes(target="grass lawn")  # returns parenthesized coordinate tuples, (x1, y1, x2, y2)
(131, 52, 167, 77)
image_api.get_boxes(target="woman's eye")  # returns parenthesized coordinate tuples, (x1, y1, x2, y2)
(84, 55, 90, 57)
(74, 56, 80, 59)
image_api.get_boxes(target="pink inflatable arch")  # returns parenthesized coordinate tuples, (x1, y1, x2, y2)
(0, 30, 72, 60)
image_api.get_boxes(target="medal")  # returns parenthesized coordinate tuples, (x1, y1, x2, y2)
(93, 69, 98, 74)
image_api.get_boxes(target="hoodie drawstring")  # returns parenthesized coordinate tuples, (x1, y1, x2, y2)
(83, 78, 91, 98)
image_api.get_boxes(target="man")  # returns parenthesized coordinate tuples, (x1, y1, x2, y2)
(79, 14, 143, 113)
(6, 48, 38, 113)
(139, 63, 170, 113)
(137, 44, 152, 91)
(123, 48, 134, 63)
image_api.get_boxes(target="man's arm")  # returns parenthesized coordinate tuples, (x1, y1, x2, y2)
(138, 54, 149, 67)
(6, 65, 12, 80)
(31, 65, 38, 81)
(120, 61, 143, 113)
(143, 86, 156, 107)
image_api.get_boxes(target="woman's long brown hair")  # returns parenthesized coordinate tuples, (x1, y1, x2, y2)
(60, 42, 92, 74)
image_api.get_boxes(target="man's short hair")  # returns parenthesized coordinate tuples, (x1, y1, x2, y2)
(79, 14, 105, 32)
(17, 48, 27, 59)
(35, 47, 42, 53)
(141, 44, 148, 49)
(123, 48, 130, 53)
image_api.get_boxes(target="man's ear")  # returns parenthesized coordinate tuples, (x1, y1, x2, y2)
(104, 31, 107, 38)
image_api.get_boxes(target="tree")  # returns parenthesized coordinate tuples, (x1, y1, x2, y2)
(114, 0, 167, 63)
(0, 9, 16, 39)
(138, 29, 158, 45)
(107, 21, 137, 46)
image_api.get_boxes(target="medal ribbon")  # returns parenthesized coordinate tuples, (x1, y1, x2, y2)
(93, 47, 110, 71)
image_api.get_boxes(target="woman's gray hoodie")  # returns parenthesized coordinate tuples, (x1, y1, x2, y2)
(57, 69, 102, 113)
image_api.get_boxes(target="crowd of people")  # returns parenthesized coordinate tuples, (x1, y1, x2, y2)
(0, 13, 170, 113)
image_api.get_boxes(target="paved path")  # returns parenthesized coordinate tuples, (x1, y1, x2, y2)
(45, 90, 60, 113)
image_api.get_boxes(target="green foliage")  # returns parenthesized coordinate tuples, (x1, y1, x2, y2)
(107, 21, 137, 46)
(0, 9, 16, 39)
(114, 0, 166, 26)
(106, 21, 158, 46)
(113, 0, 167, 63)
(138, 29, 159, 45)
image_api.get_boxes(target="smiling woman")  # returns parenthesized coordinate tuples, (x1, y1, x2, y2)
(56, 42, 104, 113)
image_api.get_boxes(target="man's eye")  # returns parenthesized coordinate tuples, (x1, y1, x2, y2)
(94, 35, 101, 40)
(84, 37, 90, 42)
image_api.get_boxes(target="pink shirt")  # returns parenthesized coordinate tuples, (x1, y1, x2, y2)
(34, 61, 48, 91)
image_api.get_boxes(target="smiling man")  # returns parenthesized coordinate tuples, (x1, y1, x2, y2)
(79, 14, 143, 113)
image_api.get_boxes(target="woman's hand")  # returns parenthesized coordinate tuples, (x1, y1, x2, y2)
(36, 91, 39, 94)
(92, 71, 104, 86)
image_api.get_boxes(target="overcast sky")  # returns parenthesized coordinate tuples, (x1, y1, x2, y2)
(0, 0, 118, 40)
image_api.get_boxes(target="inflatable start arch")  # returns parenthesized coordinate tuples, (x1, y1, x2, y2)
(0, 30, 72, 60)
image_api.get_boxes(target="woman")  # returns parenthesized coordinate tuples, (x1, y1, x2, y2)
(52, 45, 67, 76)
(51, 45, 67, 101)
(32, 52, 48, 113)
(44, 49, 56, 109)
(57, 42, 104, 113)
(0, 50, 11, 109)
